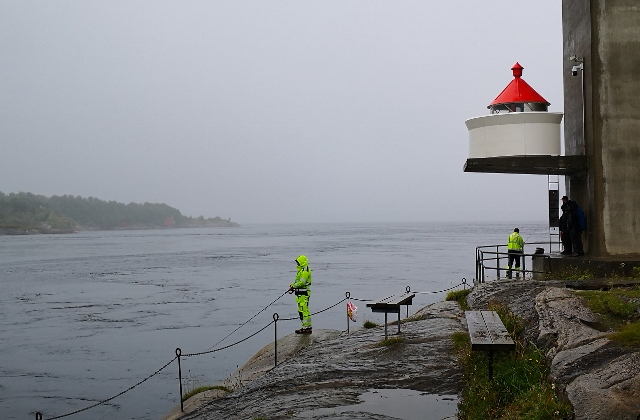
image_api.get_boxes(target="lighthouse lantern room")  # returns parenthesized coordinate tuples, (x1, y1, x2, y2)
(466, 63, 563, 160)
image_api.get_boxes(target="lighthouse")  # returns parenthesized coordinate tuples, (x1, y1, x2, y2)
(463, 63, 585, 175)
(466, 62, 563, 159)
(463, 62, 587, 255)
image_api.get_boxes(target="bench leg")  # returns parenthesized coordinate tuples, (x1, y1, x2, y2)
(384, 312, 388, 340)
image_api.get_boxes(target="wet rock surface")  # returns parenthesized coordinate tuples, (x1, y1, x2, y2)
(566, 352, 640, 420)
(177, 301, 465, 419)
(170, 280, 640, 419)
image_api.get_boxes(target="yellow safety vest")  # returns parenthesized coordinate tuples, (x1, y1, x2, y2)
(508, 232, 524, 251)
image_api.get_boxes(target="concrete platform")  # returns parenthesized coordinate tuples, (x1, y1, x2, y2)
(532, 252, 640, 280)
(463, 155, 587, 175)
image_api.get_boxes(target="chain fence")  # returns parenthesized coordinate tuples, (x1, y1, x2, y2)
(35, 278, 469, 419)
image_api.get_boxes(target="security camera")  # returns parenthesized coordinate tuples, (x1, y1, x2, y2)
(571, 63, 583, 76)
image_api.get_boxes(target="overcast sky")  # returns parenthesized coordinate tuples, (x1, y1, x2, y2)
(0, 1, 564, 224)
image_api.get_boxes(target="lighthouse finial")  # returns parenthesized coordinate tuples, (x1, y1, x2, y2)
(512, 62, 523, 78)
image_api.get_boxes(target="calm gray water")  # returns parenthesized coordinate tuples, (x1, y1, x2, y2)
(0, 222, 549, 419)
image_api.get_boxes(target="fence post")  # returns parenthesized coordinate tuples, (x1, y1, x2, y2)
(462, 277, 467, 290)
(345, 292, 351, 334)
(496, 246, 501, 280)
(405, 286, 411, 318)
(273, 313, 279, 367)
(36, 412, 42, 420)
(476, 247, 480, 283)
(176, 348, 183, 412)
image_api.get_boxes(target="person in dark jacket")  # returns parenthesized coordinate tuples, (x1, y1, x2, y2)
(559, 204, 573, 255)
(562, 196, 584, 256)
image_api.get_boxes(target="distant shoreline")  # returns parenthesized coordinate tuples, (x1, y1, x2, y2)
(0, 223, 239, 236)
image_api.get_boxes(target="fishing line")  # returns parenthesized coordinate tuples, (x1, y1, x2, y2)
(523, 227, 541, 243)
(206, 290, 288, 351)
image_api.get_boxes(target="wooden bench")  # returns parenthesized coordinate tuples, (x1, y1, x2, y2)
(465, 310, 515, 380)
(366, 293, 415, 340)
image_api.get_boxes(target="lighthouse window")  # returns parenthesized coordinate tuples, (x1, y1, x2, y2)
(490, 104, 509, 114)
(501, 103, 525, 112)
(490, 102, 548, 114)
(490, 103, 524, 114)
(526, 102, 549, 112)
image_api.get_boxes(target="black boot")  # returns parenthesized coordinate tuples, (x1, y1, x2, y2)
(295, 327, 312, 334)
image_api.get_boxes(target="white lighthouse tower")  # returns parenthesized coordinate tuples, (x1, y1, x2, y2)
(463, 62, 584, 175)
(466, 62, 563, 159)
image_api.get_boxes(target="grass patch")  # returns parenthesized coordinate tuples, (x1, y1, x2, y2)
(454, 305, 572, 419)
(576, 290, 640, 330)
(608, 322, 640, 347)
(362, 320, 379, 329)
(452, 331, 469, 352)
(376, 336, 405, 347)
(575, 288, 640, 347)
(488, 302, 523, 338)
(182, 385, 231, 402)
(578, 291, 638, 320)
(446, 289, 471, 310)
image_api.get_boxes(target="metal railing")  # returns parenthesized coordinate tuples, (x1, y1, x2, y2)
(476, 242, 552, 283)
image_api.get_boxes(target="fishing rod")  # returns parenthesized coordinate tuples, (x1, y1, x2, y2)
(523, 228, 539, 243)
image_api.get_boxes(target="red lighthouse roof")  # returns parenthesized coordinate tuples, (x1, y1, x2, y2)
(488, 62, 550, 108)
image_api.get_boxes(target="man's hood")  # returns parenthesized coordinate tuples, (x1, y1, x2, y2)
(295, 255, 309, 269)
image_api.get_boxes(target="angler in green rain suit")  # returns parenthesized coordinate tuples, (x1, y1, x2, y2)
(289, 255, 312, 334)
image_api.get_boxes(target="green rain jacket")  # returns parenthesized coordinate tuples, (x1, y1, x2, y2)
(291, 255, 312, 294)
(508, 232, 524, 251)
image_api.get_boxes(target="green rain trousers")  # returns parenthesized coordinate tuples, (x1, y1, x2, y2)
(296, 293, 311, 328)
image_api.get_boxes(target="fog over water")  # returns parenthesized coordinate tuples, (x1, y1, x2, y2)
(0, 1, 564, 224)
(2, 2, 564, 417)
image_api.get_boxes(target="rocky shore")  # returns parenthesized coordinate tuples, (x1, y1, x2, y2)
(166, 279, 640, 419)
(470, 279, 640, 420)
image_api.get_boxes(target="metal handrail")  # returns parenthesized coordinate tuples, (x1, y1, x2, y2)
(476, 242, 552, 283)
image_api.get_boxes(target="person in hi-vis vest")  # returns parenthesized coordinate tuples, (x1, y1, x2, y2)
(507, 228, 524, 279)
(289, 255, 312, 334)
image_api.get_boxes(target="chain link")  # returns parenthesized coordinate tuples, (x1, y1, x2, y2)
(43, 356, 177, 420)
(183, 321, 275, 357)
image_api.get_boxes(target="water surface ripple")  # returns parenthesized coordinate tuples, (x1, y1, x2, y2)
(0, 222, 547, 419)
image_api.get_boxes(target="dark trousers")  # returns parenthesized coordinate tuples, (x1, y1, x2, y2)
(561, 231, 572, 254)
(570, 229, 584, 254)
(507, 250, 523, 278)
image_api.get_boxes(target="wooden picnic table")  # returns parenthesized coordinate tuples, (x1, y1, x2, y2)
(366, 293, 415, 340)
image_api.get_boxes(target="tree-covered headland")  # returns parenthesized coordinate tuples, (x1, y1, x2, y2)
(0, 191, 238, 234)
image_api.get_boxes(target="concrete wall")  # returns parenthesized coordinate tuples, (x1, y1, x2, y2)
(563, 0, 640, 256)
